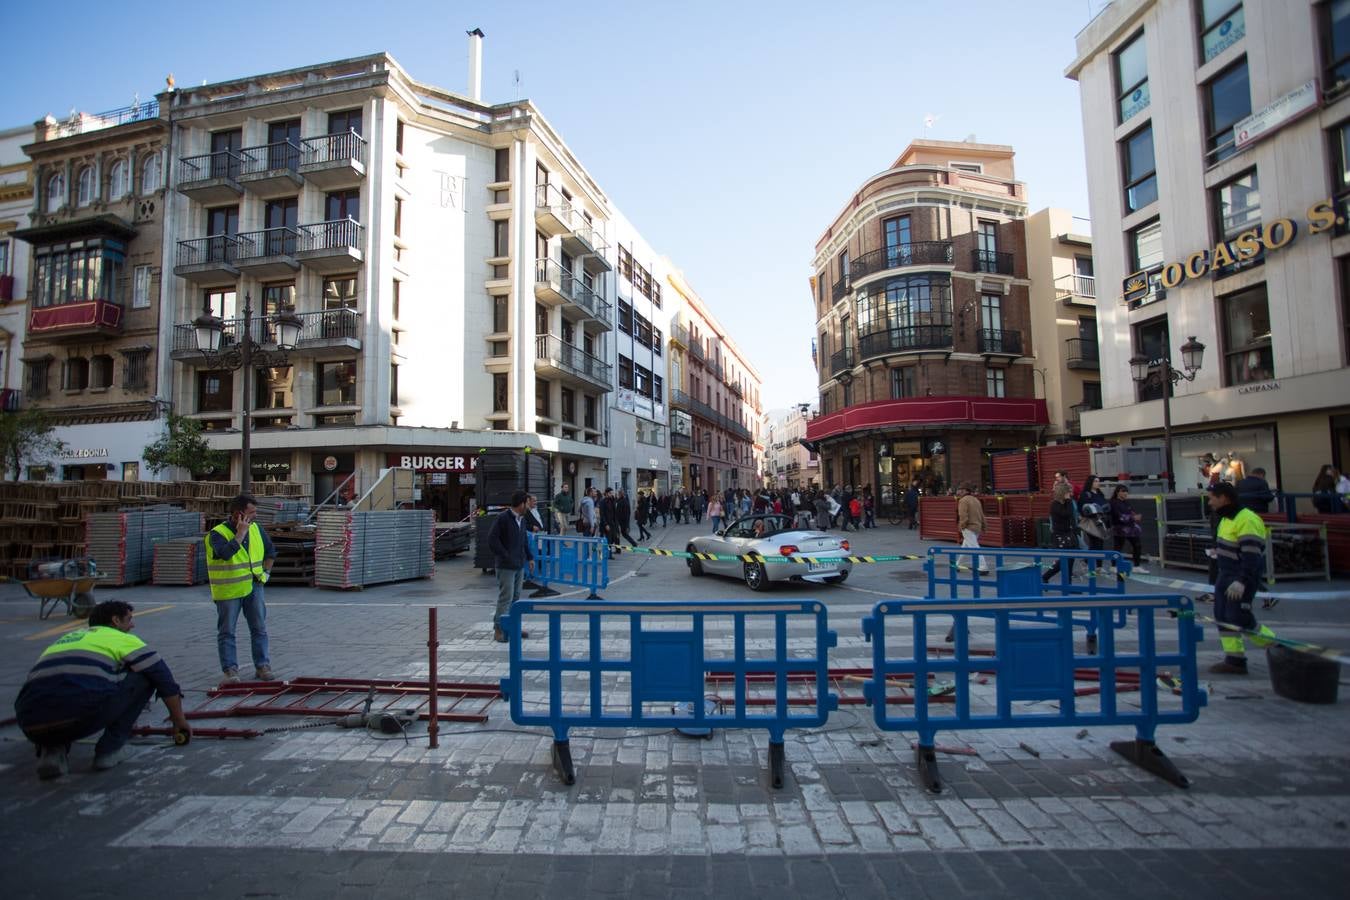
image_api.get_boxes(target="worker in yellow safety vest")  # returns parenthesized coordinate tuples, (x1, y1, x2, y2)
(14, 600, 192, 780)
(205, 493, 276, 686)
(1206, 482, 1275, 675)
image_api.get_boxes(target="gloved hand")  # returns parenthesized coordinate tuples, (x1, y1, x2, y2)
(1224, 580, 1246, 601)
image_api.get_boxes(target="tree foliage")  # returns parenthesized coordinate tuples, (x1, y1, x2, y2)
(0, 408, 66, 481)
(142, 413, 228, 477)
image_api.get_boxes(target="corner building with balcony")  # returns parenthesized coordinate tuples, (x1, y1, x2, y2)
(1067, 0, 1350, 492)
(805, 140, 1048, 503)
(11, 103, 169, 481)
(160, 52, 624, 506)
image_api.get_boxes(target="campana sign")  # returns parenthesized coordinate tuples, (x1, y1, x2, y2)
(1123, 199, 1338, 302)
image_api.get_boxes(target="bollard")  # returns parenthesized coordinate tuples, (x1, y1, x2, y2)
(428, 607, 439, 749)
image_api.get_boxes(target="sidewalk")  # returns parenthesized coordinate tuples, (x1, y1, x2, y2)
(2, 520, 1348, 898)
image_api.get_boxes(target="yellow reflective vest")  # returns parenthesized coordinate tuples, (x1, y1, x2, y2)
(205, 521, 268, 602)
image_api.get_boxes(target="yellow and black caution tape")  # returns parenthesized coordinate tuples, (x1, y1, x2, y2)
(1175, 609, 1350, 666)
(615, 544, 928, 566)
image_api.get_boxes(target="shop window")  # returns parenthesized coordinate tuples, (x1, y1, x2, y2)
(1220, 284, 1273, 385)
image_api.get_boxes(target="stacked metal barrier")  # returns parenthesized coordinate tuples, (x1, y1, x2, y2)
(314, 509, 434, 589)
(151, 536, 208, 586)
(85, 507, 204, 586)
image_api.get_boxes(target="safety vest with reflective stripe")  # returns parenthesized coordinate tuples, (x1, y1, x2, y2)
(205, 521, 267, 602)
(1215, 506, 1267, 584)
(29, 625, 150, 685)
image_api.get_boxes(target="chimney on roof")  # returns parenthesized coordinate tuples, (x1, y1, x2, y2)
(467, 28, 484, 103)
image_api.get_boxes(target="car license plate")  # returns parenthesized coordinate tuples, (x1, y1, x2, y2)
(806, 561, 835, 573)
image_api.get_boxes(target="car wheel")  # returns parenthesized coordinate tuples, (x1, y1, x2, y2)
(825, 571, 850, 585)
(743, 561, 770, 592)
(687, 546, 704, 576)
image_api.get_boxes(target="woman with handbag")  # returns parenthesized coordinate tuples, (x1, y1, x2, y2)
(1042, 482, 1080, 582)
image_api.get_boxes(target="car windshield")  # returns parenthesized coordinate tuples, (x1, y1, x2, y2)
(729, 515, 791, 538)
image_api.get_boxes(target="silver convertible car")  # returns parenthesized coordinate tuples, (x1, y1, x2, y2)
(685, 514, 854, 591)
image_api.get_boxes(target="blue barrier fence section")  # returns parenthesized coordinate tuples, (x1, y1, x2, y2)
(528, 533, 609, 599)
(927, 547, 1133, 650)
(861, 592, 1206, 792)
(500, 598, 839, 787)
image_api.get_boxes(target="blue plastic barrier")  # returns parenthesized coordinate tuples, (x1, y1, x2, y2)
(527, 533, 609, 599)
(500, 598, 839, 787)
(927, 546, 1133, 652)
(861, 592, 1206, 792)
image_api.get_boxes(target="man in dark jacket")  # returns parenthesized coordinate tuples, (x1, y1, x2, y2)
(1236, 467, 1274, 513)
(487, 491, 534, 643)
(616, 490, 639, 545)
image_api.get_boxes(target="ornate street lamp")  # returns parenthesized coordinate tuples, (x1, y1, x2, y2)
(194, 292, 304, 492)
(1129, 336, 1205, 493)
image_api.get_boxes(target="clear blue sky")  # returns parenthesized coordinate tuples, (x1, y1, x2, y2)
(2, 0, 1102, 413)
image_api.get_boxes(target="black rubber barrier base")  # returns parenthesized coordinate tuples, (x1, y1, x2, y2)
(529, 586, 561, 598)
(916, 743, 943, 793)
(1110, 738, 1191, 788)
(769, 742, 786, 789)
(552, 740, 576, 785)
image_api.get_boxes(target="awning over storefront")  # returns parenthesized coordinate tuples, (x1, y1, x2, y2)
(806, 396, 1049, 443)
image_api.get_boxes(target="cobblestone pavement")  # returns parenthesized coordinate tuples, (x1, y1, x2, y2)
(2, 520, 1348, 898)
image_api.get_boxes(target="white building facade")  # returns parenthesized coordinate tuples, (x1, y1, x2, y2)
(0, 124, 32, 416)
(1067, 0, 1350, 491)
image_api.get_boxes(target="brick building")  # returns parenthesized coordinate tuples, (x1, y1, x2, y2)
(805, 140, 1048, 505)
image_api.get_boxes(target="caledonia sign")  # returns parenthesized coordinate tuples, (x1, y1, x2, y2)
(1122, 199, 1338, 303)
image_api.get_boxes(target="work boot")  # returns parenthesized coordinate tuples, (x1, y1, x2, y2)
(494, 625, 507, 643)
(219, 668, 241, 687)
(1208, 659, 1249, 676)
(93, 746, 127, 771)
(36, 745, 69, 781)
(254, 665, 275, 682)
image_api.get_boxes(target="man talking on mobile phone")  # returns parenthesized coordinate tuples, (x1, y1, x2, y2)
(204, 494, 277, 685)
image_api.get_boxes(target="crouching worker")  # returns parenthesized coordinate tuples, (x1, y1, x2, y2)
(1207, 482, 1276, 675)
(13, 601, 191, 780)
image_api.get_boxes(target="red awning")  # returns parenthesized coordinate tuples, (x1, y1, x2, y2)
(806, 396, 1049, 443)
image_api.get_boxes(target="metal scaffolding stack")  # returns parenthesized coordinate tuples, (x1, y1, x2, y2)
(254, 497, 309, 526)
(314, 509, 434, 589)
(151, 536, 208, 586)
(86, 507, 205, 586)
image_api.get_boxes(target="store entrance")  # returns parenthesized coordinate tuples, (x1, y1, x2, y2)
(419, 473, 476, 522)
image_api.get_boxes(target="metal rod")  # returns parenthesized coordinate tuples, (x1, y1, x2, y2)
(428, 607, 439, 749)
(1161, 354, 1175, 493)
(241, 292, 253, 493)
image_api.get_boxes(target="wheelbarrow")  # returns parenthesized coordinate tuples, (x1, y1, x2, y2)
(21, 558, 102, 620)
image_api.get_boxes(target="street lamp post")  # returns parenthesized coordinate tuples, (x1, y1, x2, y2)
(1129, 336, 1205, 493)
(193, 292, 303, 493)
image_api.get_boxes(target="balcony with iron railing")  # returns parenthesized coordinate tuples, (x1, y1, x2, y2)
(295, 219, 364, 271)
(977, 329, 1023, 356)
(174, 235, 242, 282)
(972, 248, 1015, 275)
(670, 322, 689, 349)
(688, 336, 706, 362)
(849, 241, 954, 281)
(671, 388, 692, 409)
(1065, 337, 1099, 370)
(562, 215, 610, 271)
(535, 334, 612, 390)
(671, 432, 692, 454)
(235, 227, 300, 277)
(36, 100, 159, 141)
(534, 184, 574, 239)
(857, 323, 954, 361)
(299, 131, 367, 187)
(171, 307, 362, 367)
(831, 279, 851, 301)
(177, 150, 244, 204)
(238, 140, 303, 195)
(1055, 272, 1096, 304)
(829, 347, 855, 378)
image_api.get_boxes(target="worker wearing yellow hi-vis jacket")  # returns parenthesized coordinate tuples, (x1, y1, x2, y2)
(1207, 482, 1275, 675)
(205, 494, 276, 686)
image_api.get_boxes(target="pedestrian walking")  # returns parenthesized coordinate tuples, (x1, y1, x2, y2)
(956, 482, 988, 574)
(551, 483, 574, 534)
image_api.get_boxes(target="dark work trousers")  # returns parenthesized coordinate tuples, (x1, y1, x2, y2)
(16, 671, 154, 757)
